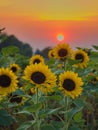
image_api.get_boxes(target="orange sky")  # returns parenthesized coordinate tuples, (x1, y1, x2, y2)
(0, 0, 98, 50)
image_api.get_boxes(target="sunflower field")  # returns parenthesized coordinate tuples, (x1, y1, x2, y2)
(0, 35, 98, 130)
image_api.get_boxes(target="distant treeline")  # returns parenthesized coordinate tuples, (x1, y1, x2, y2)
(0, 33, 52, 59)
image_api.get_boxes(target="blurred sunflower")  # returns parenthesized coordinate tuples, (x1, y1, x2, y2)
(48, 49, 55, 58)
(88, 73, 98, 84)
(8, 93, 24, 104)
(10, 63, 21, 74)
(0, 68, 18, 95)
(29, 55, 45, 65)
(30, 88, 36, 95)
(23, 63, 57, 94)
(54, 43, 72, 60)
(59, 71, 83, 99)
(71, 49, 89, 68)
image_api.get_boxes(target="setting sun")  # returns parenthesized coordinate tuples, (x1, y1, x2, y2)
(57, 34, 64, 41)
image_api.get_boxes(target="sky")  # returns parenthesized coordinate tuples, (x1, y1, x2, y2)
(0, 0, 98, 50)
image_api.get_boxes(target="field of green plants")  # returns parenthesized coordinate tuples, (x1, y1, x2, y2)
(0, 33, 98, 130)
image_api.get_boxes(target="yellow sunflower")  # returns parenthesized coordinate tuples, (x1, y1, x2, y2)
(54, 43, 72, 60)
(29, 55, 45, 65)
(71, 49, 89, 68)
(48, 49, 55, 58)
(59, 71, 83, 99)
(23, 63, 57, 94)
(10, 63, 21, 74)
(0, 68, 18, 95)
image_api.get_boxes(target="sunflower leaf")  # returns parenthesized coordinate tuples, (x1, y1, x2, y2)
(41, 124, 56, 130)
(24, 103, 42, 112)
(16, 120, 36, 130)
(0, 109, 16, 126)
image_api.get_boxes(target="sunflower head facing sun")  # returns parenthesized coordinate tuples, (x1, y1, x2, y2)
(59, 71, 83, 99)
(10, 63, 21, 74)
(0, 68, 18, 95)
(71, 49, 89, 68)
(54, 43, 72, 60)
(23, 63, 57, 94)
(29, 55, 45, 65)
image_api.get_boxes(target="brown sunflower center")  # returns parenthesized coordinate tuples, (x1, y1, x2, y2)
(33, 59, 41, 64)
(10, 94, 22, 103)
(0, 75, 11, 87)
(31, 71, 46, 84)
(51, 52, 54, 57)
(75, 54, 84, 62)
(63, 79, 75, 91)
(11, 67, 17, 72)
(58, 49, 67, 57)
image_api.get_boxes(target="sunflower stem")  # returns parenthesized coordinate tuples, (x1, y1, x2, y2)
(64, 59, 68, 71)
(64, 96, 69, 130)
(36, 88, 40, 130)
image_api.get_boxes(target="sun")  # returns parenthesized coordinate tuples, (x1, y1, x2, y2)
(57, 33, 64, 41)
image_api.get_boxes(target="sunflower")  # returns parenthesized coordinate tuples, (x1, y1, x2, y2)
(87, 73, 98, 84)
(0, 68, 18, 95)
(23, 63, 57, 94)
(48, 49, 55, 58)
(59, 71, 83, 99)
(29, 55, 45, 65)
(8, 93, 24, 104)
(54, 43, 72, 60)
(71, 49, 89, 68)
(10, 63, 21, 74)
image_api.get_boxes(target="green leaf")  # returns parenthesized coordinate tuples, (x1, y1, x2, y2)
(69, 126, 81, 130)
(24, 103, 42, 112)
(15, 110, 31, 115)
(47, 95, 62, 101)
(40, 107, 62, 118)
(24, 83, 35, 91)
(17, 120, 36, 130)
(73, 98, 85, 108)
(41, 124, 56, 130)
(46, 59, 56, 66)
(68, 107, 83, 120)
(73, 111, 82, 122)
(0, 109, 16, 126)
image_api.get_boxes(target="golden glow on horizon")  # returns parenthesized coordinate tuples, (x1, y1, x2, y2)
(0, 0, 98, 50)
(0, 0, 98, 21)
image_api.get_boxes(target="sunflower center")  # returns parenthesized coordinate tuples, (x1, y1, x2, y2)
(63, 79, 75, 91)
(58, 49, 67, 57)
(75, 54, 84, 62)
(0, 75, 11, 87)
(33, 59, 41, 64)
(31, 71, 46, 84)
(51, 52, 54, 57)
(11, 67, 17, 72)
(10, 95, 22, 103)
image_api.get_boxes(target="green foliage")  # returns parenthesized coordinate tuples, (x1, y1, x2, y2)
(0, 42, 98, 130)
(0, 109, 16, 127)
(0, 34, 33, 57)
(1, 45, 19, 56)
(17, 120, 36, 130)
